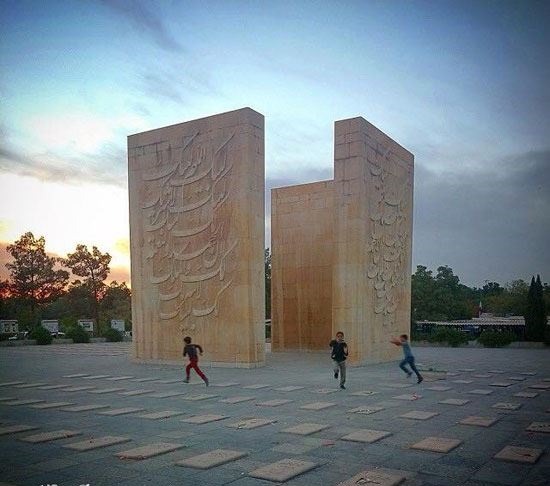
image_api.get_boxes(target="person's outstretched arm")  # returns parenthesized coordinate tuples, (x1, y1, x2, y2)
(196, 344, 204, 355)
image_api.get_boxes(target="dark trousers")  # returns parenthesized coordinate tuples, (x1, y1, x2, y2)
(399, 356, 422, 379)
(186, 358, 207, 381)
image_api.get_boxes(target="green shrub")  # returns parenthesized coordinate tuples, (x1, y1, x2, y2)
(66, 325, 90, 343)
(543, 326, 550, 346)
(30, 326, 53, 345)
(427, 327, 469, 347)
(103, 328, 123, 342)
(477, 330, 516, 348)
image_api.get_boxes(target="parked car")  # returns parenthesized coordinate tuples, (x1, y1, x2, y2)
(51, 331, 66, 338)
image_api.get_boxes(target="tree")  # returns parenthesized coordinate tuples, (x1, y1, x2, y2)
(525, 275, 547, 341)
(63, 244, 111, 335)
(100, 281, 132, 331)
(5, 232, 68, 324)
(265, 248, 271, 319)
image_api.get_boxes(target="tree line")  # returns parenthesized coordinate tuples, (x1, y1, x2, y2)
(0, 232, 130, 337)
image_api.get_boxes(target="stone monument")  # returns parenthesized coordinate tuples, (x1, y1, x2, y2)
(128, 108, 265, 367)
(272, 117, 413, 364)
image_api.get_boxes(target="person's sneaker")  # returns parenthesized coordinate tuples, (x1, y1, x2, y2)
(334, 371, 339, 379)
(340, 384, 346, 389)
(417, 376, 423, 384)
(204, 378, 209, 386)
(183, 378, 189, 383)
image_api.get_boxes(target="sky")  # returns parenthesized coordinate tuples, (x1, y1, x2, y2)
(0, 0, 549, 288)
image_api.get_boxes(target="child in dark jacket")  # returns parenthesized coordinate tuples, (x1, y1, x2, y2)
(183, 336, 209, 386)
(329, 331, 348, 389)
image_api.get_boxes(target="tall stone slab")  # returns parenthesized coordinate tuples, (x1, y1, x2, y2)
(128, 108, 265, 367)
(271, 181, 334, 350)
(333, 117, 413, 363)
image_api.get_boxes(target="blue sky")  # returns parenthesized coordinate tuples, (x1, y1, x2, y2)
(1, 0, 549, 286)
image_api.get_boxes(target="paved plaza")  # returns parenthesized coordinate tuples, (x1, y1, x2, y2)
(0, 343, 549, 486)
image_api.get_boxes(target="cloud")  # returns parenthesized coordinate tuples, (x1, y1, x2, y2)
(0, 145, 126, 188)
(98, 0, 183, 52)
(413, 149, 550, 285)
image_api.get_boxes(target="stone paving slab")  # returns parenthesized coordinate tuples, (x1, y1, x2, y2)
(63, 374, 90, 378)
(494, 445, 543, 464)
(488, 370, 505, 374)
(37, 384, 72, 390)
(106, 376, 134, 381)
(490, 382, 514, 387)
(220, 396, 256, 404)
(399, 411, 439, 420)
(0, 425, 40, 436)
(299, 402, 336, 411)
(176, 449, 247, 469)
(31, 402, 74, 409)
(63, 435, 131, 451)
(458, 368, 475, 372)
(242, 384, 270, 389)
(20, 430, 82, 443)
(459, 416, 500, 427)
(61, 404, 110, 412)
(281, 423, 331, 436)
(508, 376, 527, 381)
(473, 374, 492, 378)
(392, 394, 422, 401)
(410, 436, 462, 453)
(98, 407, 145, 416)
(492, 402, 522, 410)
(348, 406, 385, 415)
(0, 397, 16, 402)
(157, 379, 182, 384)
(149, 391, 186, 398)
(14, 382, 48, 388)
(181, 414, 228, 424)
(529, 383, 550, 390)
(384, 383, 414, 388)
(226, 418, 276, 429)
(89, 387, 126, 394)
(274, 385, 304, 392)
(2, 399, 46, 406)
(272, 442, 319, 455)
(351, 390, 379, 397)
(525, 422, 550, 433)
(119, 389, 155, 396)
(249, 458, 317, 482)
(341, 429, 392, 443)
(82, 375, 111, 380)
(467, 389, 493, 395)
(514, 391, 539, 398)
(452, 379, 474, 384)
(62, 386, 96, 392)
(337, 468, 409, 486)
(0, 381, 24, 387)
(116, 442, 184, 460)
(256, 399, 293, 407)
(439, 398, 470, 406)
(181, 393, 219, 401)
(310, 388, 338, 394)
(426, 385, 452, 391)
(131, 377, 159, 382)
(520, 371, 537, 376)
(137, 410, 184, 420)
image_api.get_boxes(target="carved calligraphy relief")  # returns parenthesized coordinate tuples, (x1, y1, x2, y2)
(365, 145, 411, 325)
(140, 131, 238, 332)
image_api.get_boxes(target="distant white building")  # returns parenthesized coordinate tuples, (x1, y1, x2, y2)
(0, 320, 18, 334)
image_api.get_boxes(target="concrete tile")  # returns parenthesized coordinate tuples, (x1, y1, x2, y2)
(62, 386, 96, 392)
(37, 384, 73, 390)
(0, 425, 40, 436)
(0, 397, 17, 402)
(351, 390, 379, 397)
(426, 386, 452, 391)
(400, 411, 439, 420)
(181, 414, 228, 424)
(63, 374, 90, 378)
(525, 422, 550, 433)
(508, 376, 527, 381)
(256, 399, 293, 407)
(249, 458, 317, 482)
(273, 386, 304, 392)
(63, 436, 131, 451)
(439, 399, 470, 406)
(20, 430, 82, 443)
(119, 389, 155, 396)
(281, 423, 331, 435)
(310, 388, 338, 394)
(513, 392, 539, 398)
(492, 402, 522, 411)
(459, 416, 500, 427)
(181, 394, 219, 401)
(98, 407, 145, 416)
(211, 382, 240, 387)
(176, 449, 247, 469)
(148, 391, 186, 398)
(131, 377, 159, 382)
(348, 406, 384, 415)
(392, 394, 422, 401)
(473, 374, 492, 378)
(410, 437, 462, 453)
(341, 429, 392, 443)
(337, 468, 409, 486)
(494, 446, 542, 464)
(490, 382, 514, 387)
(14, 382, 48, 388)
(452, 380, 474, 384)
(31, 402, 74, 409)
(3, 399, 46, 406)
(520, 372, 537, 376)
(300, 402, 336, 411)
(157, 379, 182, 384)
(137, 411, 184, 420)
(116, 442, 184, 460)
(242, 384, 270, 389)
(467, 389, 493, 395)
(106, 376, 134, 381)
(0, 381, 25, 386)
(89, 388, 126, 394)
(529, 383, 550, 390)
(220, 396, 255, 404)
(226, 418, 276, 429)
(83, 375, 111, 380)
(61, 404, 110, 412)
